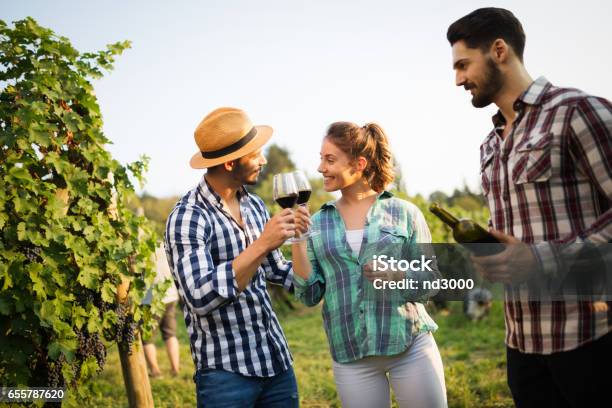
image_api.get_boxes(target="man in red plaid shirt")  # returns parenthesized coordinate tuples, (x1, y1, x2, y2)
(447, 8, 612, 408)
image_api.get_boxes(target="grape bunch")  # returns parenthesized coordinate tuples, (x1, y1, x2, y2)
(76, 288, 96, 306)
(23, 245, 41, 263)
(76, 287, 110, 314)
(47, 354, 67, 388)
(76, 329, 107, 369)
(115, 302, 138, 354)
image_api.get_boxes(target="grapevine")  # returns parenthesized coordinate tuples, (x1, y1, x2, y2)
(0, 18, 163, 397)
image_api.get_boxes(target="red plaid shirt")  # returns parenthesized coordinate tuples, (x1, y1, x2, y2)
(480, 77, 612, 354)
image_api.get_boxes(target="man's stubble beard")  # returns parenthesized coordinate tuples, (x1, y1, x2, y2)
(233, 162, 260, 186)
(471, 57, 504, 108)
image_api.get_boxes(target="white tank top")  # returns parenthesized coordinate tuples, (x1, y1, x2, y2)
(345, 229, 364, 255)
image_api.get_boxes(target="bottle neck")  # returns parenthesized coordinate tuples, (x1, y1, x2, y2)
(430, 203, 459, 228)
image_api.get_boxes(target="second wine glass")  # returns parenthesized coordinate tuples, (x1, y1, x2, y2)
(292, 170, 319, 240)
(272, 173, 299, 243)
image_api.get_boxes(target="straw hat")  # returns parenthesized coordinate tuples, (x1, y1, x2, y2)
(190, 107, 273, 169)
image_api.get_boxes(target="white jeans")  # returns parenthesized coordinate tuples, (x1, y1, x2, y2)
(332, 332, 447, 408)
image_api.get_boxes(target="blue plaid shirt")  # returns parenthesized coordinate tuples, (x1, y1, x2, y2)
(165, 176, 294, 377)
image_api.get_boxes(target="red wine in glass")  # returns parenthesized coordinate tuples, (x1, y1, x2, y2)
(273, 173, 299, 209)
(276, 194, 298, 209)
(273, 173, 299, 243)
(296, 190, 311, 205)
(291, 170, 319, 239)
(293, 171, 312, 205)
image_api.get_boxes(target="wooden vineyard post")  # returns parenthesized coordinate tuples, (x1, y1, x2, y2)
(109, 184, 154, 408)
(116, 278, 154, 408)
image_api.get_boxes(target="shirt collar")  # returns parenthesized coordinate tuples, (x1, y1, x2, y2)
(520, 76, 551, 106)
(198, 175, 249, 209)
(490, 76, 552, 127)
(321, 190, 393, 210)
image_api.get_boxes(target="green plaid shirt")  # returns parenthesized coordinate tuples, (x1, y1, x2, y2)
(294, 191, 439, 363)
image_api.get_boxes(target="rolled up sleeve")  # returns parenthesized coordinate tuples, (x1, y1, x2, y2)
(293, 238, 326, 306)
(263, 249, 294, 291)
(165, 205, 239, 316)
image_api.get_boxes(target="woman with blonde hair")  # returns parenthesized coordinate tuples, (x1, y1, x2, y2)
(292, 122, 447, 407)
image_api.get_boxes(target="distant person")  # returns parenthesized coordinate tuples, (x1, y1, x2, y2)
(165, 107, 305, 407)
(291, 122, 447, 408)
(463, 287, 492, 321)
(447, 8, 612, 408)
(142, 244, 180, 378)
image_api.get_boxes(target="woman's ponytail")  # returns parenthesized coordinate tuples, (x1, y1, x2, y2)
(362, 123, 394, 192)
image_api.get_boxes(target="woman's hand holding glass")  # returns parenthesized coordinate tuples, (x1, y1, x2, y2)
(290, 170, 319, 241)
(293, 205, 312, 240)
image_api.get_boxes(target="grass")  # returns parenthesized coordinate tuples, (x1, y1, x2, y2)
(83, 301, 513, 407)
(433, 302, 513, 408)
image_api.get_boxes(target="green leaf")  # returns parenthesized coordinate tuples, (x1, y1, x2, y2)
(0, 296, 11, 315)
(51, 266, 69, 288)
(48, 341, 62, 360)
(46, 194, 69, 218)
(66, 171, 89, 196)
(63, 111, 85, 132)
(8, 166, 30, 182)
(102, 310, 118, 330)
(28, 263, 47, 299)
(38, 300, 56, 327)
(77, 266, 100, 290)
(53, 319, 75, 338)
(87, 307, 102, 333)
(0, 262, 11, 291)
(0, 212, 7, 230)
(101, 280, 116, 303)
(83, 225, 96, 242)
(28, 127, 51, 147)
(49, 337, 76, 363)
(79, 356, 100, 380)
(72, 305, 88, 330)
(14, 194, 37, 214)
(17, 222, 27, 241)
(61, 359, 76, 383)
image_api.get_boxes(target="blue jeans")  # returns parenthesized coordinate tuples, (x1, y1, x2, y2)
(195, 366, 299, 408)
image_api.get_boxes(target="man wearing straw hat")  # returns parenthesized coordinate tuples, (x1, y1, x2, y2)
(165, 107, 306, 407)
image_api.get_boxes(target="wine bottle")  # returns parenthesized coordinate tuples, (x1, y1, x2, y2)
(429, 203, 503, 255)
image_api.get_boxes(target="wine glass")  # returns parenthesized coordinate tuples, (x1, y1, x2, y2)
(273, 172, 298, 209)
(291, 170, 319, 240)
(272, 173, 298, 243)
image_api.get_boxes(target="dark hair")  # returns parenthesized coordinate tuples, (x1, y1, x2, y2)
(325, 122, 394, 192)
(447, 7, 526, 61)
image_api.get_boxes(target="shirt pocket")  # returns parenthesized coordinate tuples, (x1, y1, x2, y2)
(379, 225, 410, 244)
(374, 225, 411, 261)
(511, 132, 553, 184)
(480, 151, 495, 196)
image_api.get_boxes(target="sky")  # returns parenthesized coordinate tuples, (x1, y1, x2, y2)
(4, 0, 612, 198)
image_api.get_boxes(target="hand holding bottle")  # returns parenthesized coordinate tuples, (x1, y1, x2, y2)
(470, 229, 538, 284)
